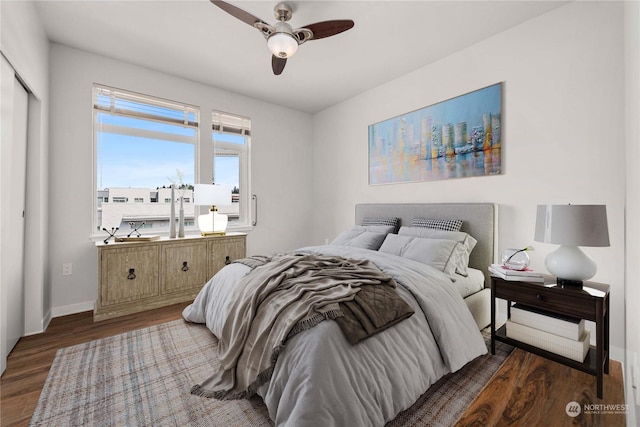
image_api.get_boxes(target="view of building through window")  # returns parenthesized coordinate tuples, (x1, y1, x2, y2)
(93, 86, 251, 235)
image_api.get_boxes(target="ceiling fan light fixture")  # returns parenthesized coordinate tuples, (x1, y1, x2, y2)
(267, 32, 298, 58)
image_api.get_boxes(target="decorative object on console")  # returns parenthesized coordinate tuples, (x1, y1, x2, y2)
(126, 221, 145, 238)
(193, 184, 232, 236)
(102, 227, 119, 244)
(500, 246, 534, 270)
(169, 185, 176, 238)
(178, 196, 185, 238)
(534, 204, 610, 285)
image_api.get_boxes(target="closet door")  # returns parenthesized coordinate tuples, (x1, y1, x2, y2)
(0, 57, 28, 374)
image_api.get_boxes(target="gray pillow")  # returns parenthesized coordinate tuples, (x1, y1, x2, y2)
(378, 234, 461, 278)
(330, 225, 393, 250)
(398, 226, 477, 276)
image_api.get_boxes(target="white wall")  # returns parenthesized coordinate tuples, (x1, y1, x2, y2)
(0, 1, 50, 337)
(625, 0, 640, 420)
(48, 44, 314, 314)
(312, 1, 627, 356)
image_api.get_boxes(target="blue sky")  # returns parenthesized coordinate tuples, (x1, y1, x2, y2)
(96, 114, 241, 190)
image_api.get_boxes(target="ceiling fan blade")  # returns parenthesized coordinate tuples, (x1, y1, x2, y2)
(210, 0, 267, 27)
(272, 56, 287, 75)
(303, 20, 354, 40)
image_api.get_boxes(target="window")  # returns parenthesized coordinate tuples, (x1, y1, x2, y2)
(212, 111, 251, 226)
(93, 85, 198, 232)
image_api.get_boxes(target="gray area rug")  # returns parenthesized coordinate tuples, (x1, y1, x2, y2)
(29, 320, 512, 426)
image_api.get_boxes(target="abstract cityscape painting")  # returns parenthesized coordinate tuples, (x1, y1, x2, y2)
(368, 83, 502, 185)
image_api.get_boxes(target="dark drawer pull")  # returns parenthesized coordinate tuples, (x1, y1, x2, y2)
(182, 261, 189, 272)
(537, 294, 543, 301)
(225, 256, 231, 265)
(127, 268, 136, 280)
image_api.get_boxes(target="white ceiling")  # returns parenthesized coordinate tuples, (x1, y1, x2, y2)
(34, 0, 567, 113)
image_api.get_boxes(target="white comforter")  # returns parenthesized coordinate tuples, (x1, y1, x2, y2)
(182, 245, 487, 427)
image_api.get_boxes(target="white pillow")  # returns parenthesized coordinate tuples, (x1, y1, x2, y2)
(398, 226, 477, 276)
(330, 225, 393, 250)
(378, 234, 461, 278)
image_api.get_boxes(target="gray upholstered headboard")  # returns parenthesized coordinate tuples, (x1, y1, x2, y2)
(355, 203, 498, 287)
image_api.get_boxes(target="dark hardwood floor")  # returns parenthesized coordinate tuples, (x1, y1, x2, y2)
(1, 303, 627, 427)
(457, 348, 626, 427)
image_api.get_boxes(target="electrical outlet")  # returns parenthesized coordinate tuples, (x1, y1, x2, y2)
(62, 263, 72, 276)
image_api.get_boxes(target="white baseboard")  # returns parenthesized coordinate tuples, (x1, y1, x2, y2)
(23, 308, 52, 337)
(51, 300, 95, 318)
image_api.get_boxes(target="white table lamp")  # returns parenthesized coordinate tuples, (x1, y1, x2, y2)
(193, 184, 231, 236)
(534, 204, 610, 285)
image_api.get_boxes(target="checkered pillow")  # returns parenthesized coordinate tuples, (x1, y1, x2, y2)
(411, 218, 463, 232)
(361, 217, 400, 232)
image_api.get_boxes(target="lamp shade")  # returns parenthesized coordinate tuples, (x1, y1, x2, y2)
(534, 205, 610, 247)
(534, 204, 610, 283)
(193, 184, 231, 207)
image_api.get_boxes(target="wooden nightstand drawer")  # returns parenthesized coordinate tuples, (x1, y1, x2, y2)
(495, 281, 596, 320)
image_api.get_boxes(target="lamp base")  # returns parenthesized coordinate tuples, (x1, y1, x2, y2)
(545, 244, 597, 282)
(556, 278, 584, 287)
(200, 231, 226, 237)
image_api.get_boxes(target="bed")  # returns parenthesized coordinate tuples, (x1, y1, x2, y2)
(183, 203, 498, 426)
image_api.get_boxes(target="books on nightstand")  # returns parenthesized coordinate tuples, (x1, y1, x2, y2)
(506, 319, 590, 362)
(506, 304, 589, 362)
(511, 304, 585, 340)
(488, 264, 545, 282)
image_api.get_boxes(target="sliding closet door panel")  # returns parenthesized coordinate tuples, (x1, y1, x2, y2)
(6, 76, 28, 354)
(0, 56, 28, 370)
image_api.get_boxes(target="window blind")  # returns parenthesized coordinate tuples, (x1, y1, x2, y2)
(94, 85, 199, 129)
(212, 110, 251, 136)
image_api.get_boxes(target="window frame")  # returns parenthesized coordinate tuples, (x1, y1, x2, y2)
(92, 84, 199, 236)
(211, 110, 252, 229)
(91, 85, 253, 238)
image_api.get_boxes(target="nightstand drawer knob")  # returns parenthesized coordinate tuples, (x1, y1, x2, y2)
(537, 294, 543, 301)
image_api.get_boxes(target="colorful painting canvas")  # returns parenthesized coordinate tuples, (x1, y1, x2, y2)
(368, 83, 502, 185)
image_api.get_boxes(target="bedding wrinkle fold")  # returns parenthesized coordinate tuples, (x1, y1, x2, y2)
(191, 253, 410, 400)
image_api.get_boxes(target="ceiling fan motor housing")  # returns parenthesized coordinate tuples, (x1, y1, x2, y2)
(274, 2, 292, 21)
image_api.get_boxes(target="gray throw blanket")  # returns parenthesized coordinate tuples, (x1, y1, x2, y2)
(191, 253, 413, 400)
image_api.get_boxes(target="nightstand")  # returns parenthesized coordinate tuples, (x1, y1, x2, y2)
(490, 275, 610, 399)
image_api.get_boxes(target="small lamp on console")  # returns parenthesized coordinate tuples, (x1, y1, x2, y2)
(193, 184, 231, 236)
(534, 204, 610, 285)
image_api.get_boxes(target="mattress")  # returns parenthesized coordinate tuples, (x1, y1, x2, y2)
(455, 267, 486, 298)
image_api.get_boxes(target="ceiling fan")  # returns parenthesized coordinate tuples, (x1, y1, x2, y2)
(210, 0, 354, 75)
